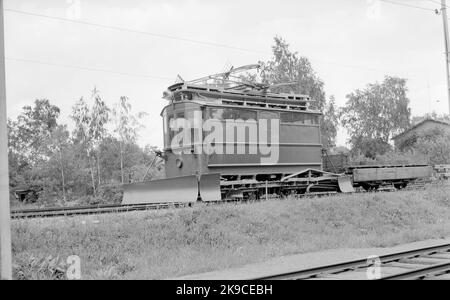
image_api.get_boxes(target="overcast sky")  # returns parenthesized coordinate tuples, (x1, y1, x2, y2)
(4, 0, 449, 148)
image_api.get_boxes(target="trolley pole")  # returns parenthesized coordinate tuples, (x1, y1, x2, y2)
(0, 0, 12, 280)
(442, 0, 450, 114)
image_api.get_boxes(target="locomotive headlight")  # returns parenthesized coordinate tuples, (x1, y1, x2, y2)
(163, 90, 173, 100)
(176, 158, 183, 168)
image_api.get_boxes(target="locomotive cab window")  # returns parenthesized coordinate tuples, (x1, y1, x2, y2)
(163, 104, 202, 149)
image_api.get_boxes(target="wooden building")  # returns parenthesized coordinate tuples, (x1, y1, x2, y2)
(392, 119, 450, 150)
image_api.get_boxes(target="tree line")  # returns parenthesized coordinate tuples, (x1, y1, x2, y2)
(8, 92, 163, 207)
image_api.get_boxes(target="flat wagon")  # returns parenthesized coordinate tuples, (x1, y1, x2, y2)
(347, 164, 433, 190)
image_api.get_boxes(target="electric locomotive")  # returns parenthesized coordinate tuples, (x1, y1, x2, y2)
(123, 65, 354, 204)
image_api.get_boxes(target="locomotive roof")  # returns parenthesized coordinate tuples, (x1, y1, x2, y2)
(166, 82, 314, 107)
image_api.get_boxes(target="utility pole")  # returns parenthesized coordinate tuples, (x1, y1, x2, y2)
(0, 0, 12, 280)
(441, 0, 450, 114)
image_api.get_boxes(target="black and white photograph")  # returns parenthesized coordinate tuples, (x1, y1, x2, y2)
(1, 0, 450, 287)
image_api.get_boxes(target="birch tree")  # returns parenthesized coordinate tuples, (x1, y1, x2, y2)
(48, 125, 70, 202)
(71, 97, 97, 195)
(91, 88, 110, 187)
(112, 96, 147, 183)
(340, 76, 411, 157)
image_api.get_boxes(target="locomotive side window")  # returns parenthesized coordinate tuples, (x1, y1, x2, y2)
(163, 112, 174, 148)
(292, 113, 305, 124)
(208, 108, 257, 121)
(304, 114, 312, 125)
(163, 111, 169, 148)
(167, 114, 175, 140)
(281, 112, 305, 125)
(282, 112, 319, 125)
(169, 111, 185, 141)
(259, 111, 279, 120)
(186, 109, 202, 145)
(237, 109, 257, 121)
(305, 115, 319, 125)
(166, 111, 184, 142)
(209, 108, 224, 119)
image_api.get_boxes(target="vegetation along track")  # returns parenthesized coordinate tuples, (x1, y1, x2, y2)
(255, 244, 450, 280)
(11, 181, 431, 219)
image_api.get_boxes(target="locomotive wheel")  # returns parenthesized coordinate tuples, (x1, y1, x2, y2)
(246, 191, 260, 201)
(297, 188, 306, 195)
(394, 182, 408, 190)
(361, 183, 379, 192)
(280, 189, 296, 199)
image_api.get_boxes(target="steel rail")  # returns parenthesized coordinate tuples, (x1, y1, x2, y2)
(11, 201, 177, 213)
(381, 262, 450, 280)
(11, 202, 189, 219)
(254, 243, 450, 280)
(9, 191, 339, 219)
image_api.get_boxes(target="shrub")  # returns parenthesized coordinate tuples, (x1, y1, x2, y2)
(373, 151, 427, 165)
(414, 128, 450, 165)
(13, 255, 68, 280)
(350, 137, 392, 159)
(97, 184, 123, 204)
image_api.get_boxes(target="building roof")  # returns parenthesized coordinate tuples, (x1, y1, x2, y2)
(392, 119, 450, 141)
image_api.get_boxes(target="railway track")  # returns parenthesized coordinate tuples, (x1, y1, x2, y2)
(11, 202, 191, 219)
(255, 243, 450, 280)
(10, 194, 337, 219)
(11, 181, 431, 220)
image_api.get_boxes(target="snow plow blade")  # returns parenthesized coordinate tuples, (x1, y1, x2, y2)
(199, 173, 221, 202)
(337, 175, 355, 193)
(122, 175, 199, 205)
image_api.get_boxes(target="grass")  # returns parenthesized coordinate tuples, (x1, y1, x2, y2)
(8, 182, 450, 279)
